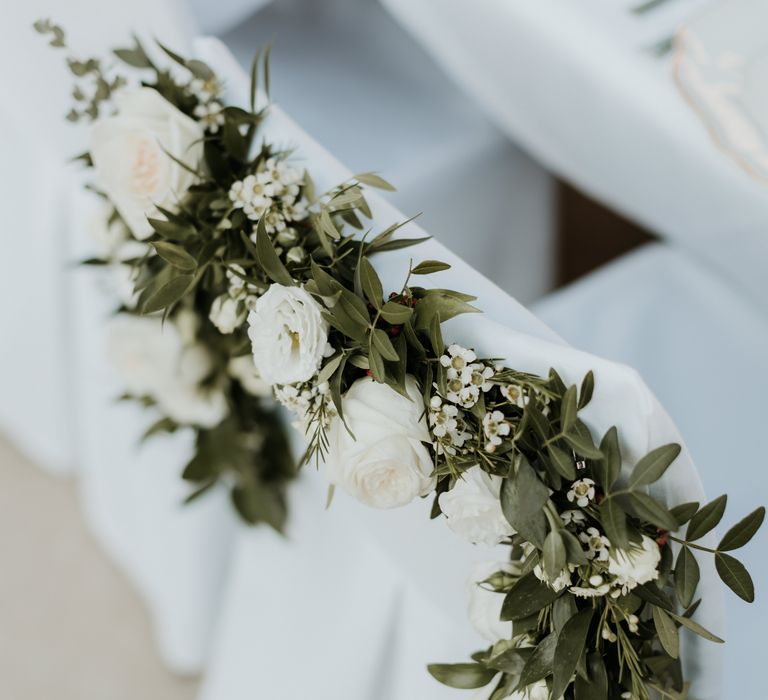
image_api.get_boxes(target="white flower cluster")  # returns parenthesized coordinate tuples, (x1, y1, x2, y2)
(190, 75, 225, 133)
(208, 263, 264, 336)
(228, 158, 308, 237)
(427, 395, 471, 456)
(274, 380, 336, 434)
(439, 344, 494, 409)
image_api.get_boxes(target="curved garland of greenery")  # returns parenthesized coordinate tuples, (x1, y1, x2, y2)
(38, 22, 764, 700)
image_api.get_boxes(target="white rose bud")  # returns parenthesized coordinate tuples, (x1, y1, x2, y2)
(467, 561, 520, 642)
(89, 88, 204, 240)
(209, 295, 245, 334)
(247, 284, 329, 385)
(326, 376, 435, 509)
(438, 466, 515, 546)
(608, 535, 661, 593)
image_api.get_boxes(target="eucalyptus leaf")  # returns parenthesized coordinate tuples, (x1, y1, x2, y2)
(552, 608, 594, 699)
(152, 241, 196, 271)
(627, 443, 681, 489)
(517, 632, 558, 688)
(411, 260, 451, 275)
(718, 506, 765, 551)
(427, 663, 495, 690)
(500, 572, 561, 621)
(675, 546, 700, 608)
(715, 552, 755, 602)
(653, 606, 679, 659)
(686, 495, 727, 542)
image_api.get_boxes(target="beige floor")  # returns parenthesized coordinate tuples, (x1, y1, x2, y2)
(0, 436, 199, 700)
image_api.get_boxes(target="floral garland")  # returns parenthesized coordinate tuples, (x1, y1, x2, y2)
(38, 21, 764, 700)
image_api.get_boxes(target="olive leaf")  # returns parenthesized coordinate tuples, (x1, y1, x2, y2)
(675, 546, 700, 608)
(652, 606, 679, 659)
(426, 664, 495, 690)
(627, 443, 681, 489)
(715, 552, 755, 602)
(686, 495, 727, 542)
(718, 506, 765, 551)
(552, 608, 594, 699)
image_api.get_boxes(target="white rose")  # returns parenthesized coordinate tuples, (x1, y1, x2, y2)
(608, 535, 661, 593)
(209, 294, 245, 334)
(247, 284, 329, 385)
(438, 466, 515, 545)
(107, 314, 182, 396)
(228, 355, 272, 397)
(89, 88, 203, 240)
(467, 561, 520, 642)
(326, 376, 435, 509)
(107, 314, 226, 428)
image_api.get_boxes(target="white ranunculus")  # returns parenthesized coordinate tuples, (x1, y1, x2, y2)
(107, 314, 226, 428)
(228, 355, 272, 397)
(608, 535, 661, 594)
(247, 284, 329, 385)
(89, 88, 203, 240)
(438, 466, 515, 545)
(467, 561, 521, 642)
(326, 376, 435, 509)
(209, 294, 245, 334)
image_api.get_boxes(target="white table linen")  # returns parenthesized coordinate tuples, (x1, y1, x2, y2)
(194, 38, 724, 700)
(380, 0, 768, 313)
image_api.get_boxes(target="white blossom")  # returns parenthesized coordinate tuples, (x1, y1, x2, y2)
(209, 294, 245, 334)
(193, 100, 225, 133)
(567, 478, 596, 508)
(608, 535, 661, 594)
(228, 355, 272, 397)
(482, 410, 511, 452)
(561, 509, 587, 527)
(501, 383, 529, 408)
(580, 526, 611, 561)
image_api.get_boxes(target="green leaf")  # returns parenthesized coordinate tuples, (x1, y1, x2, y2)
(563, 421, 603, 460)
(543, 530, 567, 579)
(254, 217, 294, 286)
(152, 241, 196, 271)
(368, 342, 385, 383)
(561, 385, 578, 431)
(413, 291, 480, 329)
(718, 506, 765, 551)
(427, 663, 495, 690)
(359, 257, 383, 308)
(552, 608, 594, 699)
(548, 444, 576, 480)
(231, 483, 286, 532)
(113, 45, 153, 68)
(147, 217, 195, 240)
(317, 353, 344, 385)
(501, 572, 561, 621)
(411, 259, 451, 275)
(600, 497, 629, 549)
(578, 371, 595, 410)
(596, 426, 621, 490)
(367, 235, 430, 254)
(686, 495, 727, 542)
(517, 632, 558, 688)
(141, 273, 194, 314)
(668, 611, 724, 643)
(574, 653, 608, 700)
(670, 501, 700, 527)
(500, 458, 549, 548)
(630, 492, 678, 530)
(371, 328, 400, 362)
(627, 443, 681, 489)
(379, 300, 413, 324)
(715, 552, 755, 602)
(560, 529, 589, 566)
(354, 171, 397, 191)
(653, 606, 679, 659)
(675, 546, 700, 608)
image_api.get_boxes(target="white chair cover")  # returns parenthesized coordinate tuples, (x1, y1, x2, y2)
(534, 242, 768, 700)
(194, 38, 724, 700)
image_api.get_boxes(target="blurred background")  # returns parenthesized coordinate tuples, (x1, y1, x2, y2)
(1, 0, 767, 698)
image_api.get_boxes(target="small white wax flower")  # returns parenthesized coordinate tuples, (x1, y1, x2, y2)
(567, 478, 596, 508)
(608, 535, 662, 594)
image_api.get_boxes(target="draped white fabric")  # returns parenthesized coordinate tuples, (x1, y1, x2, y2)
(380, 0, 768, 314)
(534, 243, 768, 700)
(0, 7, 728, 700)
